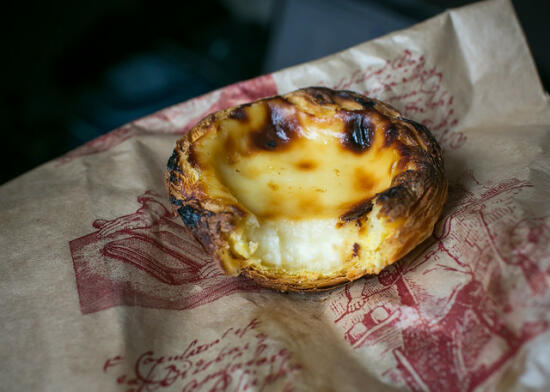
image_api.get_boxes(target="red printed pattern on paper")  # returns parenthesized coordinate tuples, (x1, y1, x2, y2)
(102, 318, 300, 392)
(70, 191, 259, 314)
(329, 171, 550, 391)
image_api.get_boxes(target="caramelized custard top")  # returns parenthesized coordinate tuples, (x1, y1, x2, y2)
(192, 89, 411, 220)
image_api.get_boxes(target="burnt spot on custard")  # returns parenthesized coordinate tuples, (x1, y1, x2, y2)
(354, 168, 376, 192)
(352, 243, 361, 257)
(228, 106, 249, 121)
(249, 101, 300, 151)
(340, 198, 373, 223)
(295, 160, 317, 170)
(340, 112, 375, 153)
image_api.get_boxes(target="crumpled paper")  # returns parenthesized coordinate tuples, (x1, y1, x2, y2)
(1, 0, 550, 390)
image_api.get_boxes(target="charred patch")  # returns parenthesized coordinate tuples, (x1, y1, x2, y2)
(303, 87, 337, 105)
(401, 118, 428, 135)
(401, 118, 438, 149)
(169, 195, 183, 207)
(341, 112, 374, 153)
(249, 102, 300, 151)
(352, 243, 361, 257)
(376, 184, 415, 213)
(377, 185, 406, 202)
(169, 171, 178, 183)
(340, 199, 373, 223)
(295, 160, 317, 170)
(384, 126, 398, 147)
(397, 156, 410, 171)
(228, 107, 249, 121)
(177, 205, 213, 228)
(394, 143, 413, 170)
(376, 184, 416, 220)
(337, 90, 376, 109)
(167, 150, 181, 173)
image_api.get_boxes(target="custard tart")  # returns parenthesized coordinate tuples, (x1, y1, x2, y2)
(166, 87, 447, 291)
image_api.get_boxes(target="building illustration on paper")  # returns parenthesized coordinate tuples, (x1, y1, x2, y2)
(330, 172, 550, 391)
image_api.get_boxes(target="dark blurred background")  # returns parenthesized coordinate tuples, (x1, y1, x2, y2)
(2, 0, 549, 184)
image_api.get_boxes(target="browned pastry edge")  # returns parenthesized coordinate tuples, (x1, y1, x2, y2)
(165, 87, 448, 292)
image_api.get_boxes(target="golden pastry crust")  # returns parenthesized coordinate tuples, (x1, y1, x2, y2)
(166, 87, 447, 292)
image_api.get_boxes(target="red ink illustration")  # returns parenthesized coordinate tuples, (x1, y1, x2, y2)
(330, 171, 550, 391)
(103, 318, 301, 392)
(104, 355, 124, 373)
(70, 191, 259, 314)
(58, 74, 277, 164)
(320, 49, 465, 150)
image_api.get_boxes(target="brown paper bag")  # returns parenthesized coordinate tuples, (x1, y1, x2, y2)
(2, 0, 550, 390)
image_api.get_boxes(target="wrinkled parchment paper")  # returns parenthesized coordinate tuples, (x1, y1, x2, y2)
(2, 0, 550, 390)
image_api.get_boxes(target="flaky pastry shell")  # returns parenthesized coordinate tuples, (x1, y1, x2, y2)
(166, 87, 447, 291)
